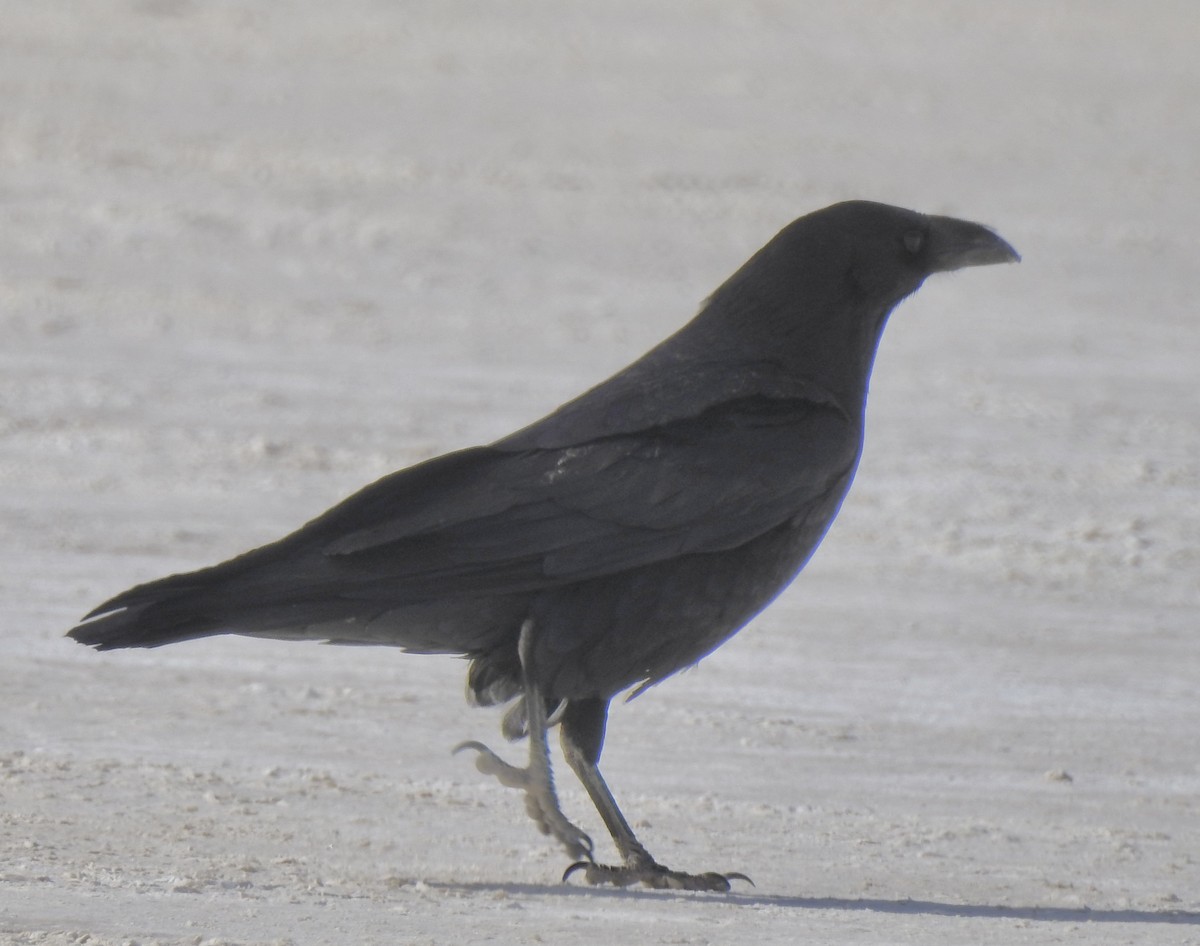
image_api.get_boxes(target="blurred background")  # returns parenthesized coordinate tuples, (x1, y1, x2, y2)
(1, 2, 1197, 942)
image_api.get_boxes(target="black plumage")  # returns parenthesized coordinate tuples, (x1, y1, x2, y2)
(69, 200, 1018, 889)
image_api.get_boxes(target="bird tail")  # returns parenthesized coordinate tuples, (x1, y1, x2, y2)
(68, 604, 222, 650)
(67, 572, 228, 650)
(66, 547, 390, 650)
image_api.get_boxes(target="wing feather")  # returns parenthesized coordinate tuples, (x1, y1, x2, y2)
(317, 396, 858, 599)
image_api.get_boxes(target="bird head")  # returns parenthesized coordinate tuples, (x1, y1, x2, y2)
(691, 200, 1020, 409)
(815, 200, 1020, 302)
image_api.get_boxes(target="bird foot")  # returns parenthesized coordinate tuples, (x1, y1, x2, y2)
(454, 740, 594, 861)
(563, 857, 753, 892)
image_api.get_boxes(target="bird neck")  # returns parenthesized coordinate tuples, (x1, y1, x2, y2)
(678, 284, 900, 421)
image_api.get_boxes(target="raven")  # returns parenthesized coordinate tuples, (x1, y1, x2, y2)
(69, 200, 1018, 890)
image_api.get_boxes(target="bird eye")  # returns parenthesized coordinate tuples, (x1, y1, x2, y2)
(903, 230, 925, 255)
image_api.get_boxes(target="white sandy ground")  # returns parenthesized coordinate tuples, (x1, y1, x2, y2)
(1, 2, 1198, 943)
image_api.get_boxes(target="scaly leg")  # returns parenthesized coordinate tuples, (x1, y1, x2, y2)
(559, 698, 752, 892)
(453, 620, 593, 861)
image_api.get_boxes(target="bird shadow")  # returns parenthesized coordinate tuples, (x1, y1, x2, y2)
(420, 881, 1198, 925)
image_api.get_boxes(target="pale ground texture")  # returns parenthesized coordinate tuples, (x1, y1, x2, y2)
(2, 2, 1198, 944)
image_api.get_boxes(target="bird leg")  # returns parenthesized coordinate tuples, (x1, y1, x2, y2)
(453, 620, 593, 861)
(559, 699, 752, 892)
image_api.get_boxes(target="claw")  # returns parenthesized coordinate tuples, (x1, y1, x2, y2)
(453, 740, 530, 789)
(561, 828, 594, 861)
(562, 859, 593, 884)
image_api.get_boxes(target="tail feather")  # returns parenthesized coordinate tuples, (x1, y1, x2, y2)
(68, 561, 392, 650)
(68, 562, 239, 649)
(68, 600, 223, 650)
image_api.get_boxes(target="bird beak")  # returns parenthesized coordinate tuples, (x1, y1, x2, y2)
(925, 214, 1021, 272)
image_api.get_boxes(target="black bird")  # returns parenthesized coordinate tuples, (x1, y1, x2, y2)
(69, 200, 1018, 891)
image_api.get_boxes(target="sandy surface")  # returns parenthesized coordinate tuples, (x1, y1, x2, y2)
(3, 2, 1199, 943)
